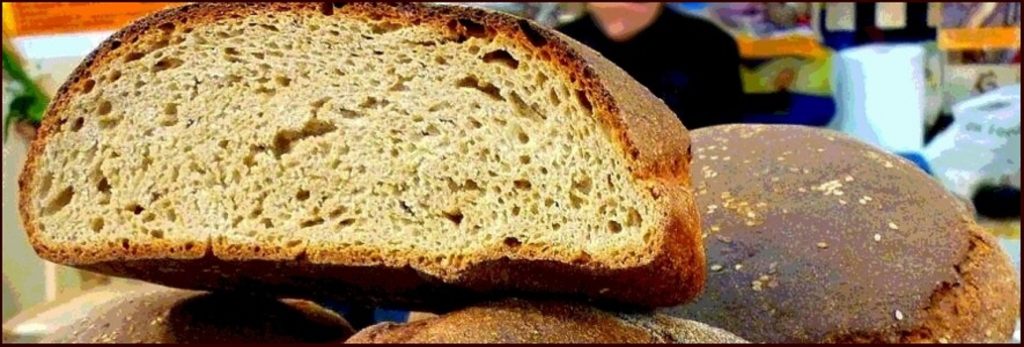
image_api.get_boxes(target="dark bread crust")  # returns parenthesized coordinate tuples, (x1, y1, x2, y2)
(344, 298, 746, 343)
(665, 124, 1020, 343)
(41, 286, 354, 343)
(18, 2, 703, 308)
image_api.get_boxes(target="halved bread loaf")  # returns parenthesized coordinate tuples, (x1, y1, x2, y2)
(18, 3, 703, 308)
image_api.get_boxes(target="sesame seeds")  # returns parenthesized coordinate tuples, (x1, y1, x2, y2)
(751, 279, 764, 291)
(710, 264, 723, 272)
(858, 195, 873, 204)
(710, 225, 721, 232)
(894, 309, 904, 321)
(874, 233, 881, 242)
(888, 222, 899, 230)
(734, 264, 744, 271)
(706, 204, 719, 214)
(812, 179, 844, 196)
(816, 242, 829, 249)
(716, 235, 732, 244)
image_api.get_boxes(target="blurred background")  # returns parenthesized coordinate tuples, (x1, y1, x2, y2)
(2, 2, 1020, 342)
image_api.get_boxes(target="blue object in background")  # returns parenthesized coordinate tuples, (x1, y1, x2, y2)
(742, 93, 836, 127)
(669, 2, 708, 14)
(319, 303, 410, 325)
(895, 152, 933, 175)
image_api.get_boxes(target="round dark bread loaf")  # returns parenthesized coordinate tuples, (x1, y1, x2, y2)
(664, 124, 1020, 343)
(346, 298, 747, 343)
(42, 285, 354, 343)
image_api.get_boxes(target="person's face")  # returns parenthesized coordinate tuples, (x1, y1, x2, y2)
(587, 3, 663, 42)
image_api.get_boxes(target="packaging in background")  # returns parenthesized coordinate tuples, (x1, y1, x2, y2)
(830, 43, 928, 154)
(925, 84, 1021, 200)
(938, 3, 1021, 113)
(2, 3, 180, 37)
(686, 2, 827, 59)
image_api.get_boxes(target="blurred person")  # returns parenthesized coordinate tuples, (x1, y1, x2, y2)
(558, 3, 744, 129)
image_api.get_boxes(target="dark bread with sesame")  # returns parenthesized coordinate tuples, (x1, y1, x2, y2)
(18, 2, 703, 309)
(345, 298, 747, 343)
(663, 124, 1020, 343)
(41, 285, 354, 343)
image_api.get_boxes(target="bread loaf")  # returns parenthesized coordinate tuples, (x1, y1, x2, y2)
(18, 2, 703, 308)
(42, 286, 354, 343)
(664, 124, 1020, 343)
(346, 298, 747, 343)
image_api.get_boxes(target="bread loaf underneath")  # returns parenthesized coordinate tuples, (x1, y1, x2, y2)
(346, 298, 747, 343)
(665, 124, 1020, 343)
(19, 2, 703, 309)
(42, 286, 354, 343)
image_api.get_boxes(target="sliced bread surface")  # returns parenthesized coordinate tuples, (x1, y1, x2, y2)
(19, 2, 703, 308)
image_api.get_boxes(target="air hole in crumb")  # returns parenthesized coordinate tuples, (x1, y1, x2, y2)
(97, 100, 113, 115)
(272, 119, 338, 157)
(513, 180, 532, 190)
(184, 242, 195, 251)
(274, 76, 291, 87)
(96, 177, 111, 193)
(127, 204, 144, 215)
(444, 210, 464, 225)
(150, 229, 164, 238)
(121, 239, 130, 250)
(224, 47, 240, 55)
(157, 22, 175, 33)
(142, 213, 156, 223)
(301, 217, 324, 228)
(108, 70, 122, 82)
(70, 117, 85, 131)
(482, 50, 519, 69)
(296, 190, 311, 201)
(576, 90, 593, 113)
(519, 155, 531, 165)
(626, 208, 642, 227)
(319, 2, 334, 16)
(434, 56, 447, 65)
(43, 187, 74, 216)
(371, 21, 403, 34)
(456, 76, 503, 101)
(569, 193, 585, 209)
(81, 79, 96, 93)
(90, 218, 105, 232)
(503, 237, 521, 248)
(517, 20, 548, 46)
(262, 218, 274, 228)
(608, 221, 623, 233)
(456, 18, 488, 38)
(573, 175, 593, 195)
(517, 131, 529, 144)
(511, 206, 521, 216)
(286, 239, 302, 248)
(124, 51, 145, 62)
(338, 218, 356, 227)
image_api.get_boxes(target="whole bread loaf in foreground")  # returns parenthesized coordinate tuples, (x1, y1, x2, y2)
(18, 2, 703, 309)
(42, 286, 353, 343)
(664, 124, 1020, 343)
(346, 298, 747, 343)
